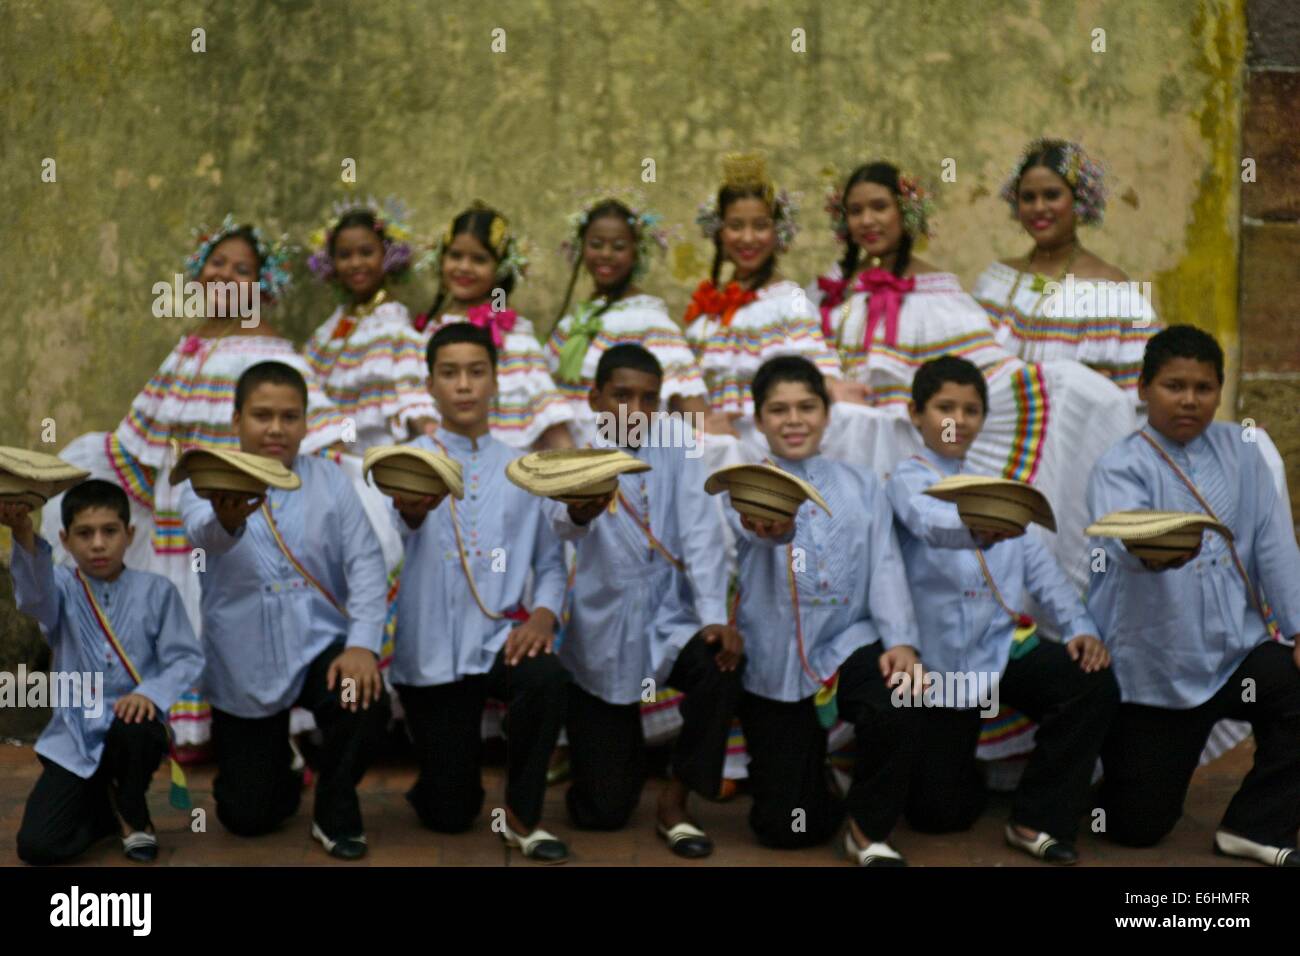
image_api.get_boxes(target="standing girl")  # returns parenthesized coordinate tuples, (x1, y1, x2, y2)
(416, 203, 573, 450)
(304, 198, 437, 452)
(971, 139, 1159, 406)
(547, 192, 709, 446)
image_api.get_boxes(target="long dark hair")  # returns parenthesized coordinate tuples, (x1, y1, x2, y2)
(424, 205, 515, 320)
(554, 199, 639, 325)
(837, 162, 912, 281)
(711, 184, 780, 290)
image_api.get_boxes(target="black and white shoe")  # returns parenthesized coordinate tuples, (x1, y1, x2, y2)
(656, 821, 714, 859)
(843, 829, 906, 867)
(1214, 830, 1298, 867)
(121, 831, 158, 863)
(1004, 824, 1078, 865)
(501, 824, 569, 864)
(312, 821, 368, 860)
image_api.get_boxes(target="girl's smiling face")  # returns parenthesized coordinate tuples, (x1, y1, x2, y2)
(197, 235, 260, 319)
(720, 196, 777, 280)
(582, 214, 637, 293)
(1016, 165, 1077, 248)
(331, 224, 386, 303)
(844, 181, 903, 260)
(442, 232, 498, 307)
(198, 235, 259, 288)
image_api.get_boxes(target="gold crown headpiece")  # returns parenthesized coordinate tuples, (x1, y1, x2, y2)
(721, 152, 776, 205)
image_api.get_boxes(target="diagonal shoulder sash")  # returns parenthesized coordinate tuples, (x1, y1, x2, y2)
(260, 501, 348, 618)
(74, 568, 191, 810)
(430, 437, 524, 622)
(1137, 430, 1281, 639)
(911, 455, 1039, 656)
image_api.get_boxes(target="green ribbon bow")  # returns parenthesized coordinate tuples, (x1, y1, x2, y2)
(556, 301, 606, 384)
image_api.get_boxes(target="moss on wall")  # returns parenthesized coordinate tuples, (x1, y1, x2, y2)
(1, 0, 1246, 446)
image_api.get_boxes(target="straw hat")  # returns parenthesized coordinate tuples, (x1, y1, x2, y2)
(704, 463, 832, 522)
(362, 446, 464, 501)
(1085, 510, 1231, 563)
(168, 448, 301, 499)
(506, 448, 651, 505)
(922, 474, 1056, 535)
(0, 446, 91, 510)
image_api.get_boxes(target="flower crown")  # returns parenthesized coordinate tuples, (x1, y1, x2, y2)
(306, 195, 418, 283)
(421, 202, 532, 285)
(697, 153, 800, 252)
(184, 214, 296, 302)
(824, 168, 936, 243)
(560, 188, 674, 282)
(999, 138, 1107, 226)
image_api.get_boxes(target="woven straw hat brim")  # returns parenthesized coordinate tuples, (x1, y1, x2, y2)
(0, 446, 90, 496)
(0, 487, 51, 511)
(363, 446, 465, 500)
(506, 449, 650, 498)
(168, 448, 301, 494)
(923, 475, 1056, 532)
(704, 464, 833, 518)
(1084, 509, 1232, 542)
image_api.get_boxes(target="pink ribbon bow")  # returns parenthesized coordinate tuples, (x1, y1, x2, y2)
(466, 302, 518, 348)
(816, 275, 849, 337)
(852, 267, 915, 352)
(179, 334, 204, 356)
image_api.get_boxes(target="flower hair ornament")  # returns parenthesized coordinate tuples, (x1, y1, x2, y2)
(306, 195, 419, 283)
(696, 152, 801, 252)
(824, 168, 936, 242)
(184, 214, 296, 302)
(999, 138, 1107, 226)
(420, 201, 532, 285)
(559, 188, 675, 282)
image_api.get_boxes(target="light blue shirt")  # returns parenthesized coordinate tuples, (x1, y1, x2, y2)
(725, 453, 919, 702)
(887, 446, 1097, 689)
(389, 431, 567, 687)
(1086, 422, 1300, 708)
(180, 454, 388, 718)
(544, 440, 730, 705)
(9, 538, 203, 778)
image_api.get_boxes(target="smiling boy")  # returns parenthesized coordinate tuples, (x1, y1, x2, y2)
(1087, 325, 1300, 866)
(179, 361, 390, 859)
(6, 480, 202, 864)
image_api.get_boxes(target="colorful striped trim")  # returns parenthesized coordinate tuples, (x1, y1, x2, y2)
(150, 512, 190, 556)
(1002, 363, 1050, 483)
(978, 706, 1035, 744)
(105, 432, 155, 509)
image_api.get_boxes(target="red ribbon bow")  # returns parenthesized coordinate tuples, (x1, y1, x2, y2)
(816, 275, 849, 336)
(466, 302, 518, 348)
(681, 280, 757, 328)
(179, 334, 204, 356)
(852, 267, 914, 352)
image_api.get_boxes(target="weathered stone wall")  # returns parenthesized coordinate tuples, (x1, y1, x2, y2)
(4, 0, 1293, 732)
(1239, 0, 1300, 534)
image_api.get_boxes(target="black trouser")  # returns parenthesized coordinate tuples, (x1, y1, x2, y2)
(17, 717, 168, 865)
(1100, 641, 1300, 849)
(565, 634, 743, 830)
(396, 647, 569, 833)
(905, 638, 1120, 842)
(211, 642, 389, 839)
(739, 641, 915, 849)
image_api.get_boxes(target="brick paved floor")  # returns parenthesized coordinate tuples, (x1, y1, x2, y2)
(0, 736, 1258, 867)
